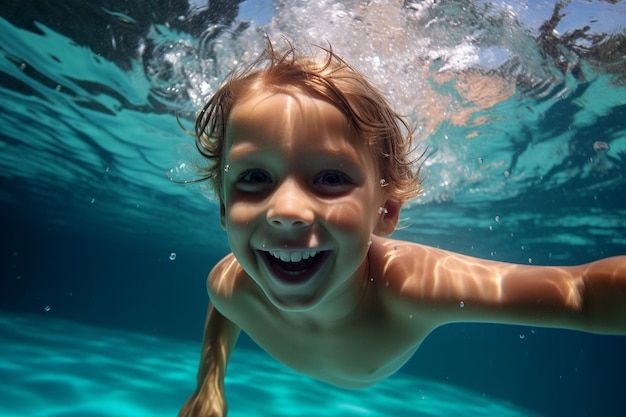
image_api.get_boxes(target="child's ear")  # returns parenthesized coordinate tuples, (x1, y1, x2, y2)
(374, 199, 402, 236)
(220, 201, 226, 230)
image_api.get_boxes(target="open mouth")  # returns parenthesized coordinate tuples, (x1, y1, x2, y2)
(262, 250, 328, 284)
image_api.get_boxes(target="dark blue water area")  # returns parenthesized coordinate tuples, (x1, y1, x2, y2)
(1, 200, 219, 341)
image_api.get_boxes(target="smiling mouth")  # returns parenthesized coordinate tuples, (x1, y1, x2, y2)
(262, 250, 328, 284)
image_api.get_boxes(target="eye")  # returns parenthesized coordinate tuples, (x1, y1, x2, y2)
(236, 169, 273, 191)
(241, 169, 271, 183)
(314, 170, 352, 187)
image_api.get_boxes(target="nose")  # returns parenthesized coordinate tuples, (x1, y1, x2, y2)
(266, 179, 314, 229)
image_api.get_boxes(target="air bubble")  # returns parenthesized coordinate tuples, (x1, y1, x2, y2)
(169, 252, 177, 261)
(459, 301, 465, 308)
(593, 141, 610, 153)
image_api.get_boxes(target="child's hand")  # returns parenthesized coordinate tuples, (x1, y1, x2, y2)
(178, 389, 227, 417)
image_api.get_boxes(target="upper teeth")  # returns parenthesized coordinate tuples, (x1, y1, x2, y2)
(269, 250, 319, 262)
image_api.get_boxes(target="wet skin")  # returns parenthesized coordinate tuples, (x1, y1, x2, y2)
(213, 90, 413, 386)
(219, 90, 396, 318)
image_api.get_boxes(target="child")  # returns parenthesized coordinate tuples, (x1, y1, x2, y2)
(179, 39, 626, 417)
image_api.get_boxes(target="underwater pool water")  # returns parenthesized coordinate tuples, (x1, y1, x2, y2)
(2, 1, 626, 416)
(0, 313, 551, 417)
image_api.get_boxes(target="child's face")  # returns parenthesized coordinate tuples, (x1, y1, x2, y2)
(220, 90, 393, 312)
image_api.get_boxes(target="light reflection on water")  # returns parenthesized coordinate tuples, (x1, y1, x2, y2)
(0, 313, 544, 417)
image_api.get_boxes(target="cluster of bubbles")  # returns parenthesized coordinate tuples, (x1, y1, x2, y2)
(150, 1, 622, 207)
(144, 25, 264, 111)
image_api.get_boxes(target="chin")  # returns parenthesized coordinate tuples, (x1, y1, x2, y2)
(266, 291, 324, 313)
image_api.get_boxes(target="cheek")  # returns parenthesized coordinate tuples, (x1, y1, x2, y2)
(323, 197, 378, 233)
(225, 200, 261, 226)
(223, 202, 260, 255)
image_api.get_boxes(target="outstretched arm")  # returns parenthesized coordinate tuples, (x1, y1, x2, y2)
(378, 238, 626, 334)
(476, 255, 626, 333)
(573, 256, 626, 333)
(179, 302, 241, 417)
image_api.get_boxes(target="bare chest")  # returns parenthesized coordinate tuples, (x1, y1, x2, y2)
(236, 307, 424, 388)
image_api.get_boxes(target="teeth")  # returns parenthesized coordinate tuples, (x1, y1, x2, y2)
(269, 250, 319, 262)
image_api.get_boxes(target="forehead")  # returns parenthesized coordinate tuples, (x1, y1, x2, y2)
(226, 91, 372, 162)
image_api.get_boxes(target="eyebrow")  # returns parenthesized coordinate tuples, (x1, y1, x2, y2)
(227, 144, 364, 167)
(226, 142, 260, 161)
(227, 136, 363, 158)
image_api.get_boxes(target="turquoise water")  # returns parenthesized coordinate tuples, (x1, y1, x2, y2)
(0, 313, 550, 417)
(2, 1, 626, 416)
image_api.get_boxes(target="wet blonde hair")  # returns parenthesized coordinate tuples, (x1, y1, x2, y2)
(194, 38, 423, 202)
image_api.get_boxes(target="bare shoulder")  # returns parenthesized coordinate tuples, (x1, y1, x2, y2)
(206, 253, 270, 323)
(207, 253, 250, 301)
(371, 235, 577, 304)
(370, 235, 495, 300)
